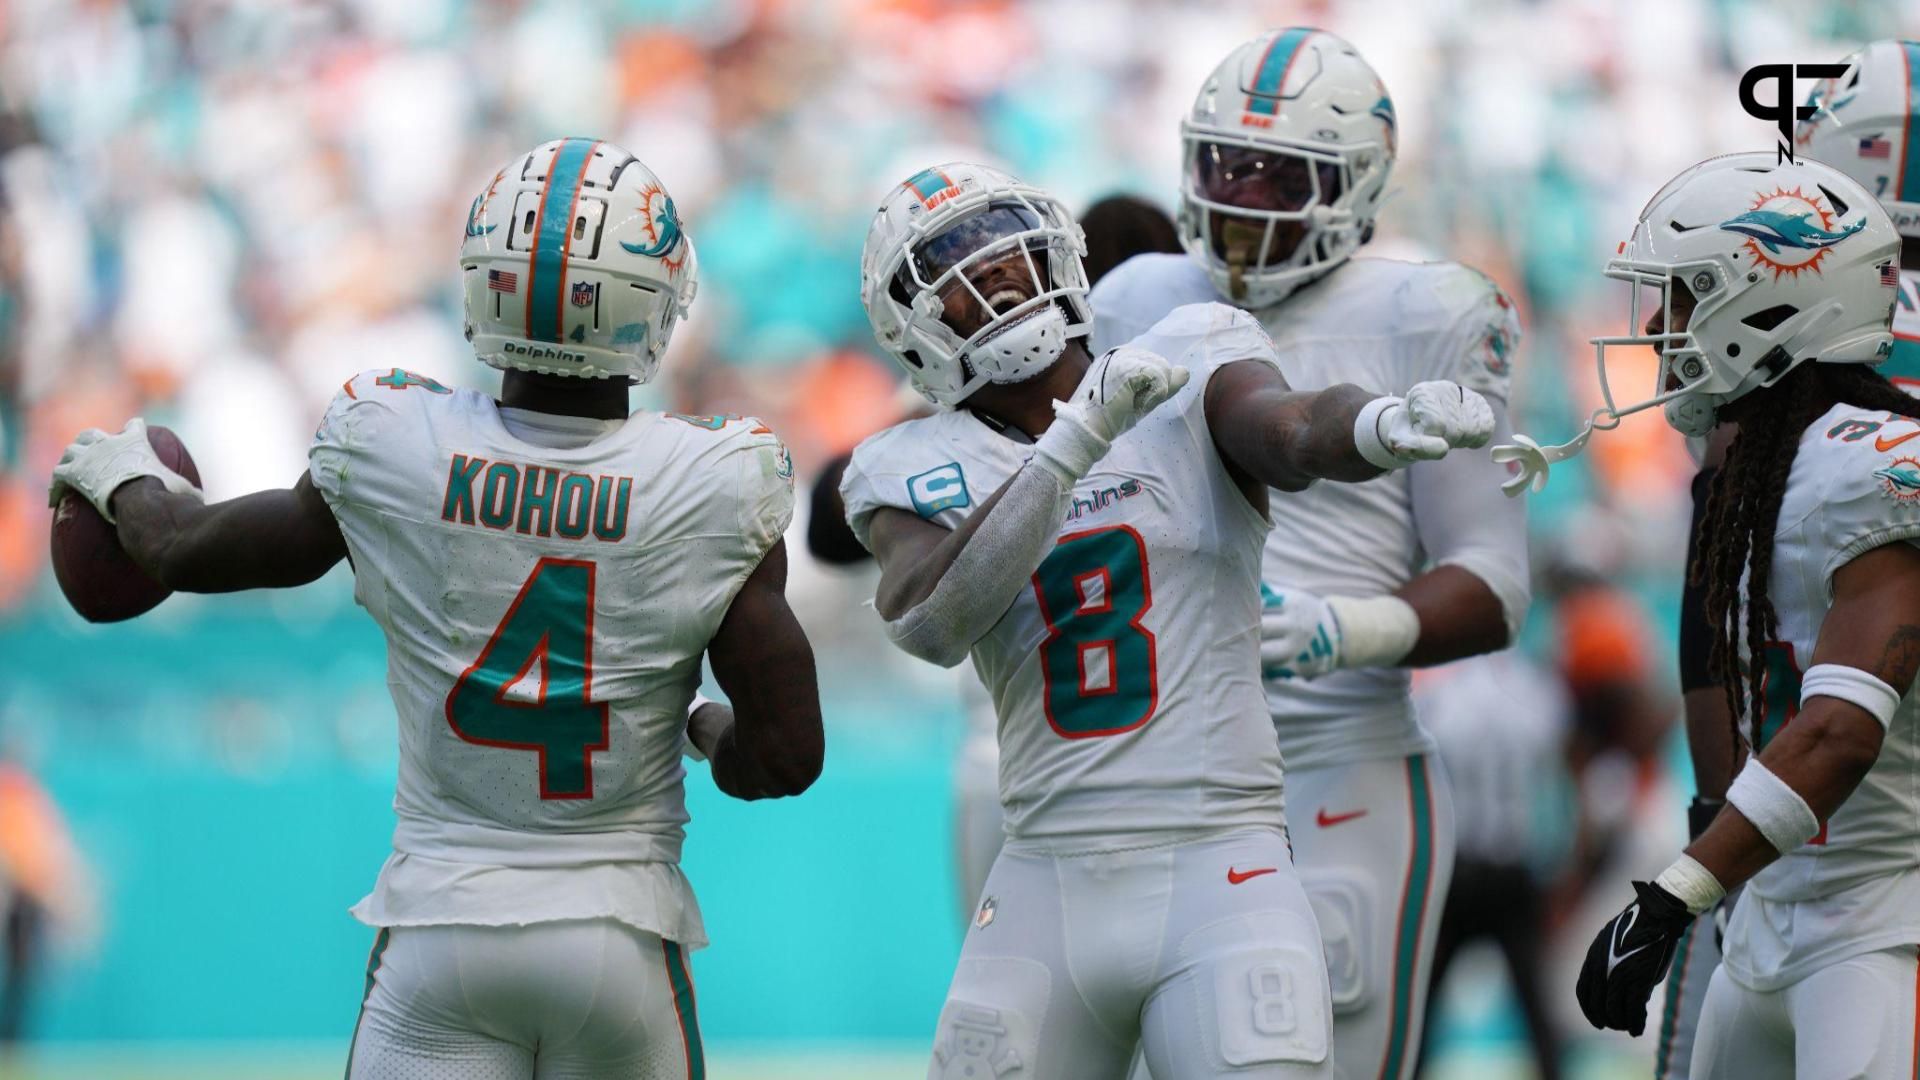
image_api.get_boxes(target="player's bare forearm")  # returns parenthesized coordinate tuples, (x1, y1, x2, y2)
(111, 472, 346, 592)
(706, 541, 824, 800)
(1684, 542, 1920, 890)
(1684, 699, 1883, 889)
(1204, 359, 1385, 492)
(1395, 564, 1510, 666)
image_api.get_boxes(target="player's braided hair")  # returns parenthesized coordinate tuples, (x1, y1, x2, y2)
(1692, 362, 1920, 765)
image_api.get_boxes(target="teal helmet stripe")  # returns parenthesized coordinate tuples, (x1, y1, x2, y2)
(1246, 27, 1312, 116)
(1899, 43, 1920, 204)
(524, 138, 599, 344)
(906, 167, 952, 201)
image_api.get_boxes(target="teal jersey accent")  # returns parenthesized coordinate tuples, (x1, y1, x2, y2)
(1883, 335, 1920, 389)
(527, 138, 598, 344)
(1031, 526, 1157, 738)
(1245, 28, 1311, 116)
(444, 557, 609, 799)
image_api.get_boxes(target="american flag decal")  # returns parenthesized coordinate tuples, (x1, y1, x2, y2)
(1882, 261, 1900, 288)
(1860, 135, 1892, 160)
(488, 269, 517, 293)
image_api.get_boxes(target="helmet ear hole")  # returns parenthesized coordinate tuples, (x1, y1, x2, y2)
(1742, 304, 1799, 332)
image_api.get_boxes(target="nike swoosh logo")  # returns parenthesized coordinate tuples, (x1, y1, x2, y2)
(1606, 904, 1651, 974)
(1316, 808, 1368, 828)
(1877, 429, 1920, 452)
(1227, 867, 1278, 885)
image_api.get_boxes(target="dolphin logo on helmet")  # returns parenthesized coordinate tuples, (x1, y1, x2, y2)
(1718, 209, 1866, 254)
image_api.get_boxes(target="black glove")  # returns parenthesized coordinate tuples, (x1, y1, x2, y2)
(1575, 879, 1694, 1036)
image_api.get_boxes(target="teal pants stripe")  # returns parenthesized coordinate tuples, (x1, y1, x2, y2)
(663, 939, 705, 1079)
(1653, 920, 1698, 1079)
(1377, 755, 1435, 1080)
(525, 137, 598, 343)
(342, 927, 391, 1080)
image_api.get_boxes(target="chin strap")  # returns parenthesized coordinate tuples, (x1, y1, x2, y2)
(1490, 407, 1620, 498)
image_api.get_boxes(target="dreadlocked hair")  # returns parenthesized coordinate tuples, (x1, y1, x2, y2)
(1690, 362, 1920, 772)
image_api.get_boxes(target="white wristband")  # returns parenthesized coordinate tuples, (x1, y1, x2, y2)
(1653, 853, 1726, 916)
(1726, 758, 1821, 855)
(1801, 663, 1902, 730)
(1031, 409, 1109, 486)
(1325, 594, 1421, 669)
(685, 693, 724, 762)
(1352, 396, 1407, 471)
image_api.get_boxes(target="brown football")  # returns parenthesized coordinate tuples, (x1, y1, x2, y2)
(50, 424, 201, 622)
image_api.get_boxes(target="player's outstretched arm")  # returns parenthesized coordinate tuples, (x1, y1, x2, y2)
(113, 472, 346, 592)
(1575, 540, 1920, 1036)
(860, 348, 1187, 668)
(702, 540, 824, 800)
(1204, 359, 1494, 493)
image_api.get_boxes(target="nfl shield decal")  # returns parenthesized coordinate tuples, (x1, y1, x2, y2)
(571, 281, 597, 307)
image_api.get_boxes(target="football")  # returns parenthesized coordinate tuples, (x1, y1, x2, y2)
(50, 424, 202, 623)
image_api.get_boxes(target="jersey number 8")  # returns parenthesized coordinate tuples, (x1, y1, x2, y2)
(445, 557, 610, 799)
(1031, 526, 1159, 739)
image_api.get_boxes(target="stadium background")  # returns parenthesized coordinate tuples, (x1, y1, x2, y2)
(0, 0, 1909, 1076)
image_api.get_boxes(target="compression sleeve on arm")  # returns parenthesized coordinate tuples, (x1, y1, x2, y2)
(884, 459, 1072, 668)
(1678, 467, 1717, 692)
(1406, 399, 1531, 641)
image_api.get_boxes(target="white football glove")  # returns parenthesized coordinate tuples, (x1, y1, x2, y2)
(49, 419, 201, 524)
(1260, 587, 1342, 681)
(1362, 380, 1496, 468)
(1035, 346, 1190, 482)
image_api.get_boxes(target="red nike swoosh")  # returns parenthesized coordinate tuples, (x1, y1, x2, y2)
(1316, 808, 1368, 828)
(1877, 429, 1920, 452)
(1227, 866, 1278, 885)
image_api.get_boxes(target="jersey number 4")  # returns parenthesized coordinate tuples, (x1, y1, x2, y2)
(445, 557, 609, 799)
(1031, 526, 1159, 738)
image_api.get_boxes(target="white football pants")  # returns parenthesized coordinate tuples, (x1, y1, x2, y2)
(931, 825, 1338, 1080)
(1690, 944, 1920, 1080)
(345, 920, 705, 1080)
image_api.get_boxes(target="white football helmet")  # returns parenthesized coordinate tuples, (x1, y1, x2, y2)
(460, 138, 697, 382)
(1178, 29, 1396, 308)
(1796, 40, 1920, 239)
(1495, 153, 1898, 494)
(862, 162, 1093, 406)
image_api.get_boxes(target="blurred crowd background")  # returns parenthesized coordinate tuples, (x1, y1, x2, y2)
(0, 0, 1912, 1076)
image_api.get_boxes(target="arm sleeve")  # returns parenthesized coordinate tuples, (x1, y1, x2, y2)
(730, 422, 796, 565)
(1817, 441, 1920, 591)
(1678, 467, 1718, 692)
(307, 371, 400, 512)
(1406, 397, 1531, 641)
(1426, 266, 1521, 403)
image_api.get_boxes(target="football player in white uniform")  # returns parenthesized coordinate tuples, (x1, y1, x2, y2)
(1656, 42, 1920, 1078)
(48, 139, 823, 1079)
(1496, 152, 1920, 1079)
(1088, 31, 1529, 1080)
(840, 161, 1495, 1078)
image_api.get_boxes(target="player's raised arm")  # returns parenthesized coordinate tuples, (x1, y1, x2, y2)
(1203, 354, 1496, 494)
(859, 348, 1186, 669)
(697, 540, 824, 800)
(51, 420, 345, 592)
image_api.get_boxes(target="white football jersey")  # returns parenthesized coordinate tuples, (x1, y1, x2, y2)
(309, 368, 794, 946)
(1722, 401, 1920, 991)
(841, 304, 1287, 846)
(1091, 254, 1519, 769)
